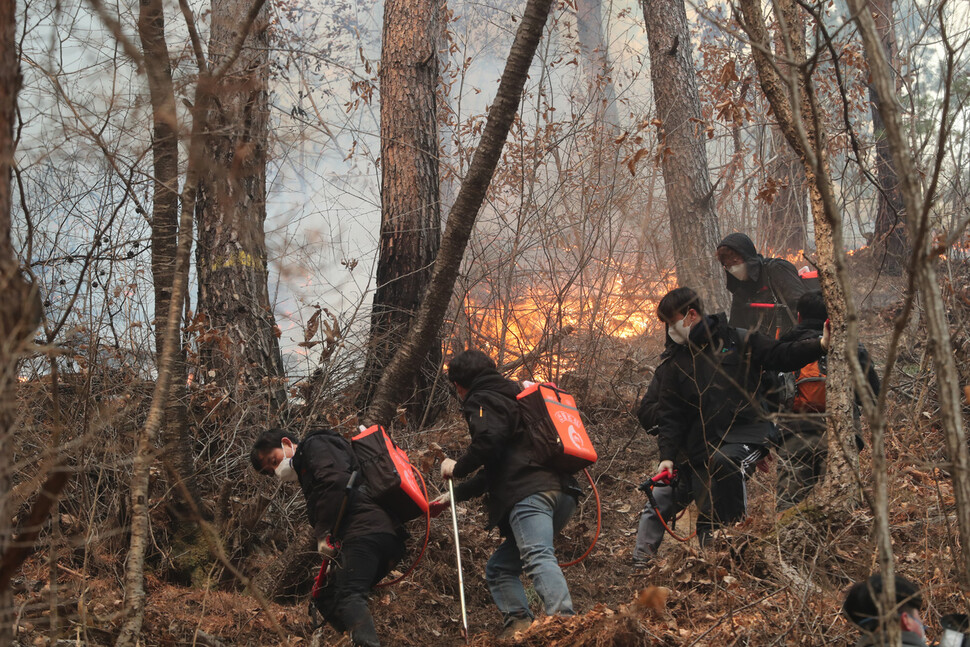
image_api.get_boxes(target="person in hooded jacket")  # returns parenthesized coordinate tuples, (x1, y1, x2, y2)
(434, 349, 580, 637)
(632, 329, 695, 567)
(652, 287, 829, 542)
(717, 232, 807, 336)
(250, 428, 406, 647)
(775, 290, 881, 509)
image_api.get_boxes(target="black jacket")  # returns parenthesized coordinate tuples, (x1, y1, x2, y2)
(636, 332, 678, 435)
(719, 233, 806, 336)
(451, 371, 577, 533)
(655, 313, 826, 465)
(292, 428, 402, 542)
(777, 319, 881, 438)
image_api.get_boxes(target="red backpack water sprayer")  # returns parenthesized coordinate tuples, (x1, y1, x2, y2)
(638, 468, 695, 543)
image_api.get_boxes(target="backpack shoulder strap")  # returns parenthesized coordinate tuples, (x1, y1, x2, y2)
(763, 259, 798, 325)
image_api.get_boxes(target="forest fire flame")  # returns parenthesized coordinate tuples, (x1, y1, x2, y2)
(462, 274, 664, 379)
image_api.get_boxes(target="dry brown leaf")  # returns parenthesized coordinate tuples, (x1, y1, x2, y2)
(634, 586, 670, 614)
(305, 307, 321, 342)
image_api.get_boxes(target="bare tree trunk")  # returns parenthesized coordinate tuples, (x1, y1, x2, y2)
(363, 0, 555, 426)
(762, 14, 808, 255)
(358, 0, 443, 427)
(0, 2, 44, 637)
(575, 0, 618, 126)
(117, 3, 270, 641)
(115, 93, 207, 647)
(137, 0, 195, 509)
(865, 0, 907, 275)
(848, 0, 970, 586)
(196, 0, 285, 421)
(640, 0, 725, 311)
(763, 124, 808, 254)
(736, 0, 860, 509)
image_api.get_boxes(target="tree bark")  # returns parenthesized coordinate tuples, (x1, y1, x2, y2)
(0, 1, 43, 638)
(848, 0, 970, 586)
(763, 124, 808, 254)
(640, 0, 726, 311)
(363, 0, 556, 426)
(762, 18, 807, 255)
(575, 0, 618, 126)
(115, 81, 211, 647)
(865, 0, 907, 275)
(137, 0, 195, 510)
(196, 0, 285, 421)
(736, 0, 860, 510)
(117, 2, 270, 641)
(358, 0, 444, 427)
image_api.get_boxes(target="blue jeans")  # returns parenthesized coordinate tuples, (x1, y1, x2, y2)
(485, 490, 576, 627)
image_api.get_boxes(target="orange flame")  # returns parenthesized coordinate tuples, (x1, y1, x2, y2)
(461, 273, 666, 380)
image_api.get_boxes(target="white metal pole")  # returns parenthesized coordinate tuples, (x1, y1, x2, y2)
(447, 479, 469, 642)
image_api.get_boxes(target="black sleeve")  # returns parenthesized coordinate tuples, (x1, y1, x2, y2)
(767, 259, 807, 311)
(745, 329, 825, 372)
(655, 365, 689, 463)
(452, 471, 488, 502)
(301, 437, 356, 540)
(453, 395, 517, 479)
(636, 368, 665, 434)
(858, 343, 881, 398)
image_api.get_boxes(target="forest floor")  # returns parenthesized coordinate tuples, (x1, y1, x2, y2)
(11, 263, 970, 646)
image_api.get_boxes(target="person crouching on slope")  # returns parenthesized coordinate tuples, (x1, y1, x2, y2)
(250, 428, 406, 647)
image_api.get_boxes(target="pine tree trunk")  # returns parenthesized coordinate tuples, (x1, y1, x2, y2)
(359, 0, 443, 427)
(763, 124, 808, 254)
(138, 0, 195, 509)
(196, 0, 285, 421)
(640, 0, 726, 311)
(762, 15, 807, 256)
(364, 0, 555, 426)
(575, 0, 618, 126)
(865, 0, 907, 275)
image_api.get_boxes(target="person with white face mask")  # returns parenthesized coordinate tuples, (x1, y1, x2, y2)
(716, 232, 806, 337)
(650, 287, 829, 546)
(632, 321, 695, 567)
(250, 428, 406, 647)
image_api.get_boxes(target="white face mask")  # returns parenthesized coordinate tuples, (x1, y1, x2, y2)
(275, 457, 298, 483)
(667, 315, 692, 345)
(726, 263, 748, 281)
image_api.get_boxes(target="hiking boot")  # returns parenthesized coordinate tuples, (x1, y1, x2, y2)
(632, 556, 652, 570)
(498, 617, 532, 640)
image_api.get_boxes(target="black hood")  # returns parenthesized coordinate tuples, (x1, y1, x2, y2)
(303, 426, 341, 442)
(718, 232, 764, 289)
(718, 233, 758, 260)
(464, 370, 520, 401)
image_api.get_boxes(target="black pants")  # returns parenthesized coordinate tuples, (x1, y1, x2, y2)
(693, 443, 767, 537)
(315, 532, 404, 647)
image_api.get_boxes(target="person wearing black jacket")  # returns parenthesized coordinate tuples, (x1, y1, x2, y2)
(775, 291, 881, 509)
(436, 349, 579, 636)
(653, 287, 829, 542)
(717, 232, 807, 336)
(633, 332, 694, 566)
(250, 428, 405, 647)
